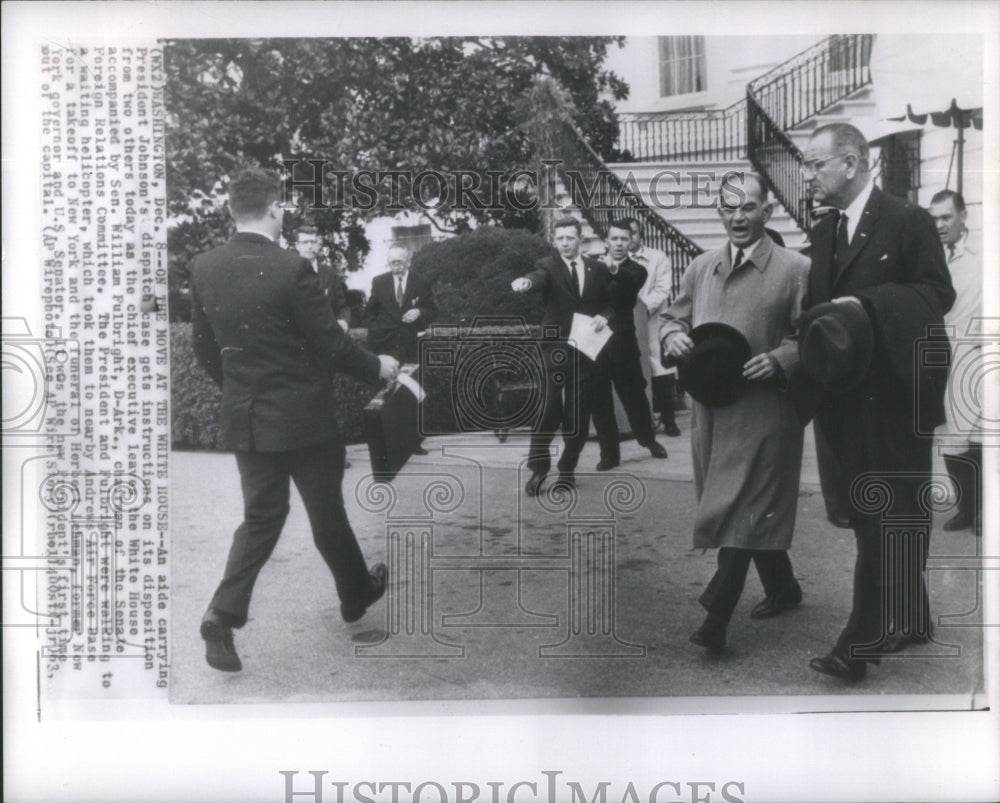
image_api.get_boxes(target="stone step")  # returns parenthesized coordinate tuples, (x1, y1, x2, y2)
(604, 158, 808, 250)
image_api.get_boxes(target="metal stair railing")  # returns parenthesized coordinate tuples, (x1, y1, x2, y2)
(747, 34, 874, 131)
(553, 119, 704, 299)
(617, 99, 747, 162)
(747, 34, 875, 230)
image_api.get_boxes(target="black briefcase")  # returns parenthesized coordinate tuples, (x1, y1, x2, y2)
(363, 364, 422, 482)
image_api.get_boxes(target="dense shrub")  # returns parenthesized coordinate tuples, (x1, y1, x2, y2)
(171, 321, 556, 450)
(170, 323, 378, 449)
(410, 226, 555, 326)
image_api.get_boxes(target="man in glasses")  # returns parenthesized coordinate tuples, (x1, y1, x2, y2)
(800, 123, 954, 683)
(367, 244, 437, 455)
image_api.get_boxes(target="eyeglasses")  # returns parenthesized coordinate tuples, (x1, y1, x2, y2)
(800, 152, 851, 178)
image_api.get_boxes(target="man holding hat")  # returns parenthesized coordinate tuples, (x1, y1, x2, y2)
(799, 123, 954, 682)
(660, 171, 810, 652)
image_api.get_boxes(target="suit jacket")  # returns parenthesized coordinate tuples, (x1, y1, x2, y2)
(190, 232, 381, 453)
(805, 186, 954, 432)
(315, 257, 351, 326)
(605, 256, 648, 357)
(521, 254, 615, 340)
(366, 270, 436, 363)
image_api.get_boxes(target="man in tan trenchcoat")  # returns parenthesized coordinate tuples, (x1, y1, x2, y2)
(660, 171, 809, 652)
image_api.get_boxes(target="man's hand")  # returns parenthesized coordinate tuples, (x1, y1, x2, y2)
(832, 296, 863, 307)
(743, 353, 777, 381)
(511, 278, 532, 293)
(592, 315, 608, 332)
(665, 331, 694, 360)
(378, 355, 400, 381)
(401, 309, 420, 324)
(337, 319, 350, 333)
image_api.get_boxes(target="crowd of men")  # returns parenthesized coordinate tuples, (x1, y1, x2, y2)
(189, 122, 981, 685)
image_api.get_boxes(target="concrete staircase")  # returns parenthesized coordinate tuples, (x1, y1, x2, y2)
(785, 85, 879, 149)
(605, 85, 880, 253)
(605, 158, 807, 253)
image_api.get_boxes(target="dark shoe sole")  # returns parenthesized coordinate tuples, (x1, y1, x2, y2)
(342, 564, 388, 623)
(809, 654, 866, 682)
(525, 473, 547, 497)
(749, 596, 802, 620)
(689, 629, 726, 652)
(201, 619, 242, 672)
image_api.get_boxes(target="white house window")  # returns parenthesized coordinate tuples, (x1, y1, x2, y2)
(658, 36, 707, 97)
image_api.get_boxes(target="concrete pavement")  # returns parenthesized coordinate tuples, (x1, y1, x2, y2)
(169, 412, 985, 709)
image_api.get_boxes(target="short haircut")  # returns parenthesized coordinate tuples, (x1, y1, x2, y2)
(228, 167, 282, 219)
(619, 215, 641, 232)
(608, 218, 633, 235)
(719, 171, 769, 204)
(297, 222, 319, 236)
(811, 123, 870, 168)
(930, 189, 966, 212)
(387, 245, 409, 260)
(553, 217, 582, 235)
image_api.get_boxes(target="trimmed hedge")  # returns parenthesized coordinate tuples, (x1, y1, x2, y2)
(411, 225, 552, 325)
(170, 323, 379, 449)
(172, 227, 566, 450)
(171, 322, 556, 450)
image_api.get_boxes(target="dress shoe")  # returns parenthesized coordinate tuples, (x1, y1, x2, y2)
(552, 472, 576, 492)
(525, 471, 547, 497)
(341, 563, 388, 623)
(689, 616, 726, 652)
(413, 446, 429, 456)
(596, 457, 620, 472)
(646, 440, 668, 459)
(200, 611, 242, 672)
(663, 421, 681, 437)
(943, 511, 972, 532)
(879, 628, 933, 653)
(809, 652, 866, 682)
(749, 592, 802, 619)
(827, 513, 853, 529)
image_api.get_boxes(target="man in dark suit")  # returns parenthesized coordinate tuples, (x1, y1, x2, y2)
(295, 224, 352, 332)
(366, 245, 437, 364)
(591, 219, 668, 470)
(511, 216, 615, 496)
(366, 245, 436, 454)
(190, 168, 400, 672)
(800, 123, 955, 682)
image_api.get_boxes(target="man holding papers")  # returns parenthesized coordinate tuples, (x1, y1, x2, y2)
(511, 217, 614, 496)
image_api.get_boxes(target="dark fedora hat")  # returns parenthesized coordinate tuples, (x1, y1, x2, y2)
(678, 322, 753, 408)
(798, 301, 873, 391)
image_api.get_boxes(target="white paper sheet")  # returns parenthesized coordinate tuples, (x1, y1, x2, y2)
(568, 312, 612, 360)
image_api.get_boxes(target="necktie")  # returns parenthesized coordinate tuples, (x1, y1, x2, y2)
(947, 243, 956, 261)
(733, 248, 745, 271)
(835, 211, 850, 266)
(396, 276, 404, 305)
(571, 261, 582, 295)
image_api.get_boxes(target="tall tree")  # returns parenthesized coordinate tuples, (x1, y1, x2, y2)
(164, 37, 627, 318)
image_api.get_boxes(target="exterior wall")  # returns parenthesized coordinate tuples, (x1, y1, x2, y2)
(917, 125, 983, 233)
(607, 35, 821, 113)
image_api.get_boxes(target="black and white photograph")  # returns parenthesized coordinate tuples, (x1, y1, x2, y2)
(3, 2, 998, 802)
